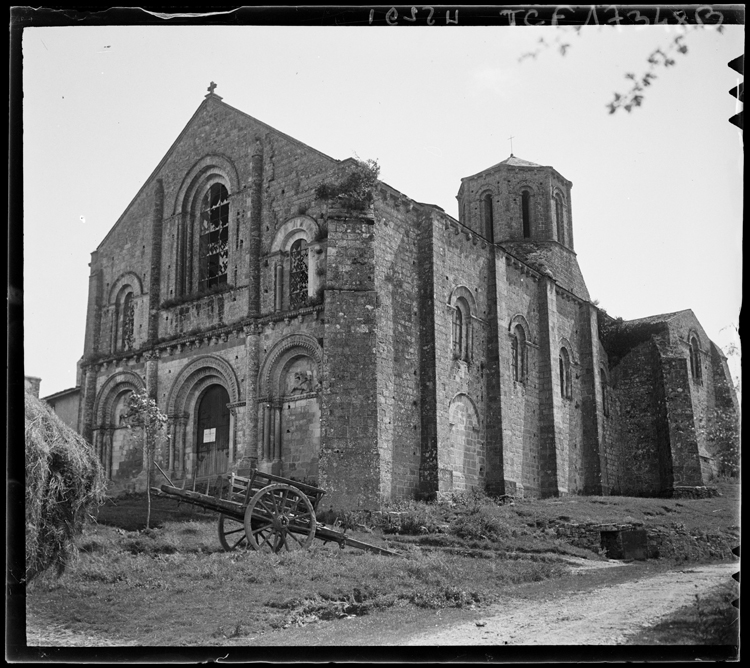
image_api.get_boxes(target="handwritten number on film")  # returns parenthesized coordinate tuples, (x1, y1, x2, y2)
(369, 6, 724, 26)
(370, 8, 459, 25)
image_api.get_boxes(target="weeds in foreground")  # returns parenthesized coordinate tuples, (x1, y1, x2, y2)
(693, 586, 740, 645)
(27, 482, 739, 645)
(628, 582, 739, 646)
(450, 506, 513, 541)
(27, 521, 566, 643)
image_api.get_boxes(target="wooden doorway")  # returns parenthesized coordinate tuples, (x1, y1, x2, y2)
(196, 384, 230, 477)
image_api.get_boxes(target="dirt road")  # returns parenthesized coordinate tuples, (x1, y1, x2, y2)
(406, 562, 738, 646)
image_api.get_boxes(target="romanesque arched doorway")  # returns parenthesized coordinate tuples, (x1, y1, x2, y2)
(93, 371, 146, 482)
(195, 384, 230, 477)
(165, 354, 241, 479)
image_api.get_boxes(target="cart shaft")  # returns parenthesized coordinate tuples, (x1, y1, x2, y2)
(153, 485, 245, 521)
(315, 525, 400, 556)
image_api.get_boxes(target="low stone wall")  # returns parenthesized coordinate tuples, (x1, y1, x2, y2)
(668, 486, 719, 499)
(551, 521, 649, 556)
(551, 518, 735, 562)
(643, 524, 737, 562)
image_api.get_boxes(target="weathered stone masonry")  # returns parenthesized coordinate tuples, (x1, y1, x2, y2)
(73, 91, 739, 507)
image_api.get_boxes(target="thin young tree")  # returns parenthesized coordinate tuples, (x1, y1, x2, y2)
(122, 388, 169, 530)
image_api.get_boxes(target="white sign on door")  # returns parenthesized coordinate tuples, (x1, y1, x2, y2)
(203, 428, 216, 443)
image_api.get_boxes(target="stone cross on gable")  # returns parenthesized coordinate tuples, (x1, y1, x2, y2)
(207, 81, 217, 94)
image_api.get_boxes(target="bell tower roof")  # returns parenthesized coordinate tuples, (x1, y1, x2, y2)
(493, 155, 541, 168)
(461, 154, 555, 184)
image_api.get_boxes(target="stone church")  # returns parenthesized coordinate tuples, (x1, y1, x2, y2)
(68, 86, 739, 508)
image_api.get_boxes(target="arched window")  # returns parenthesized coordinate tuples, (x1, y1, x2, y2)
(554, 193, 566, 245)
(600, 368, 609, 417)
(512, 324, 527, 383)
(452, 298, 472, 362)
(198, 183, 229, 291)
(289, 238, 309, 310)
(559, 347, 572, 399)
(121, 292, 134, 351)
(521, 190, 531, 238)
(113, 287, 136, 352)
(689, 336, 702, 384)
(483, 193, 494, 242)
(452, 306, 463, 359)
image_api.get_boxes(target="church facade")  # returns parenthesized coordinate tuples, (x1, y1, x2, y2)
(74, 88, 739, 508)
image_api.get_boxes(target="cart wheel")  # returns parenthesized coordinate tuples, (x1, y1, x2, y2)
(218, 514, 249, 551)
(244, 483, 317, 553)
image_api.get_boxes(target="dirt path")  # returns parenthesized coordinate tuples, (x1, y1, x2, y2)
(406, 562, 738, 646)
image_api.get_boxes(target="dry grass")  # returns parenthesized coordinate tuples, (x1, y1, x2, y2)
(627, 580, 739, 647)
(27, 520, 567, 645)
(375, 483, 739, 563)
(25, 392, 107, 581)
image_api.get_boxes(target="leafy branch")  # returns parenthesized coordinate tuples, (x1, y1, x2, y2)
(518, 26, 581, 63)
(606, 27, 726, 114)
(518, 25, 725, 115)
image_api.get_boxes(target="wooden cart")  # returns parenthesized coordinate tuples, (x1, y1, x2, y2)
(152, 468, 398, 556)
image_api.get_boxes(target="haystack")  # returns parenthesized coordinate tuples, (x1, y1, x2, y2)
(25, 391, 106, 581)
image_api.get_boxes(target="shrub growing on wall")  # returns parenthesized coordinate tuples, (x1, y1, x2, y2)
(315, 158, 380, 210)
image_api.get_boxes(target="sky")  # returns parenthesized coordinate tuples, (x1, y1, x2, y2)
(21, 20, 743, 397)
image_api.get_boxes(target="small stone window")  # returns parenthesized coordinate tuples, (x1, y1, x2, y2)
(689, 336, 703, 384)
(289, 238, 309, 310)
(512, 324, 527, 383)
(554, 193, 566, 245)
(452, 306, 463, 359)
(198, 183, 229, 291)
(559, 347, 572, 399)
(121, 292, 134, 351)
(452, 298, 472, 363)
(482, 193, 494, 242)
(521, 190, 532, 238)
(113, 288, 135, 352)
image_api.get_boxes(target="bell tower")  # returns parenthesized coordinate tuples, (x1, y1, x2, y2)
(457, 155, 574, 247)
(456, 155, 588, 300)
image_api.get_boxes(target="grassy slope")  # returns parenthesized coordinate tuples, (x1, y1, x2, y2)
(26, 481, 739, 646)
(26, 522, 567, 645)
